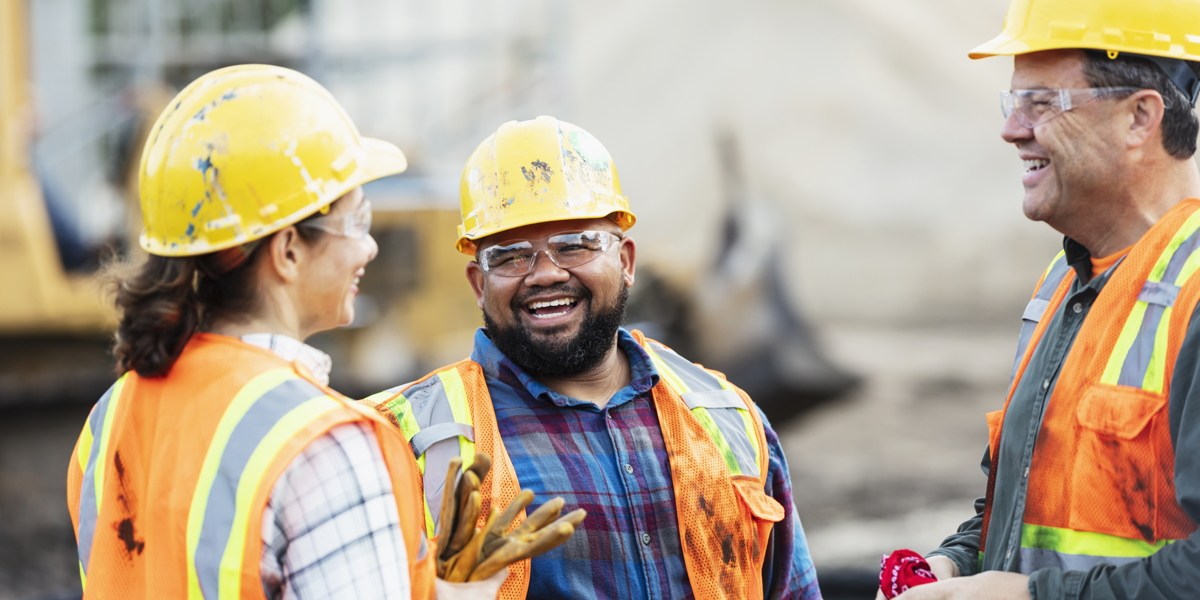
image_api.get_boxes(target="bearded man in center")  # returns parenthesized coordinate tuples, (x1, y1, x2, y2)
(362, 116, 821, 600)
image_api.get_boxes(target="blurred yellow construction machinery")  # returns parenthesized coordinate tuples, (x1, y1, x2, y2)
(1, 0, 856, 418)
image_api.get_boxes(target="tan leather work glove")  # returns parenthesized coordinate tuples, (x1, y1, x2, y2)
(434, 453, 587, 583)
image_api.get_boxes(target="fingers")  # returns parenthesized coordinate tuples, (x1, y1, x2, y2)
(466, 452, 492, 484)
(447, 489, 481, 556)
(445, 507, 499, 582)
(549, 508, 586, 530)
(511, 497, 564, 537)
(481, 489, 534, 557)
(468, 519, 579, 581)
(521, 520, 577, 559)
(434, 457, 463, 561)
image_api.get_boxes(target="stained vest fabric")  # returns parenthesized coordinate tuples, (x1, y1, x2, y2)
(982, 199, 1200, 573)
(66, 333, 435, 600)
(362, 331, 785, 600)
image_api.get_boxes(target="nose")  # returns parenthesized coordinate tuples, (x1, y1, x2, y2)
(364, 232, 379, 263)
(1001, 110, 1033, 144)
(522, 250, 570, 287)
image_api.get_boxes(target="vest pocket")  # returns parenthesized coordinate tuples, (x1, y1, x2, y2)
(1068, 382, 1166, 540)
(732, 476, 785, 561)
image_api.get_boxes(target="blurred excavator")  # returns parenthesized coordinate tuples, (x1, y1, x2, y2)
(0, 0, 856, 423)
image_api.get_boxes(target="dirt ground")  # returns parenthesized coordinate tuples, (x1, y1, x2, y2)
(780, 324, 1017, 571)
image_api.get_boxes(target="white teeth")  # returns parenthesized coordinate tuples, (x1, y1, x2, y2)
(531, 309, 571, 319)
(1024, 159, 1050, 171)
(528, 298, 576, 310)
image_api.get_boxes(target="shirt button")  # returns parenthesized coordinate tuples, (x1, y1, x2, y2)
(641, 533, 651, 545)
(1023, 467, 1030, 478)
(1073, 303, 1083, 313)
(624, 463, 635, 474)
(1042, 379, 1050, 390)
(1006, 549, 1012, 560)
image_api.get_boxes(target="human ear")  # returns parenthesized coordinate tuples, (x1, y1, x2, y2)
(1127, 90, 1166, 150)
(619, 236, 636, 288)
(465, 261, 486, 309)
(266, 227, 304, 283)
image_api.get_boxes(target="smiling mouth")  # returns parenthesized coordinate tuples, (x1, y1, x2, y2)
(1024, 158, 1050, 173)
(525, 297, 579, 319)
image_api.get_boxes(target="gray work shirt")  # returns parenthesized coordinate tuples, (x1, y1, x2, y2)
(928, 237, 1200, 600)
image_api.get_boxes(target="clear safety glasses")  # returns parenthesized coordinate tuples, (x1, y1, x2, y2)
(479, 230, 621, 277)
(1000, 87, 1140, 128)
(299, 200, 373, 239)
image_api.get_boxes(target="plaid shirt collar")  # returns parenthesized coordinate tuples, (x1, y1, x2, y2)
(240, 333, 333, 386)
(469, 327, 660, 410)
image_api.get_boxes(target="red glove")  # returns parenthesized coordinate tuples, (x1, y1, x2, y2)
(879, 549, 938, 599)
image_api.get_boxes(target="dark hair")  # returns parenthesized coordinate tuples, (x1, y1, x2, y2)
(109, 219, 325, 378)
(1081, 50, 1200, 159)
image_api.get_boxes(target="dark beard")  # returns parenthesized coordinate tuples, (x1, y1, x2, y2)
(484, 284, 629, 378)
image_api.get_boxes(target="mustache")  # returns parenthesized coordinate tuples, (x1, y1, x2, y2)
(509, 283, 592, 311)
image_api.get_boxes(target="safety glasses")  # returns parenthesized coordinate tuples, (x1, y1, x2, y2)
(1000, 87, 1140, 128)
(479, 230, 621, 277)
(298, 200, 372, 239)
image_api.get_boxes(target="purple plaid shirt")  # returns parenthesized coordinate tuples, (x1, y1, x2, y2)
(470, 328, 821, 600)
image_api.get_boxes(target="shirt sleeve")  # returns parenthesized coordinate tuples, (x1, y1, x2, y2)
(925, 447, 989, 577)
(260, 421, 412, 600)
(758, 407, 823, 600)
(1028, 304, 1200, 600)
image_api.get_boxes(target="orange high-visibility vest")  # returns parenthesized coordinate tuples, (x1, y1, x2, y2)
(363, 331, 786, 600)
(66, 333, 435, 599)
(983, 199, 1200, 572)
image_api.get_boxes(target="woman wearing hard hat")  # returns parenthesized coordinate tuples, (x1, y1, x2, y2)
(63, 65, 561, 600)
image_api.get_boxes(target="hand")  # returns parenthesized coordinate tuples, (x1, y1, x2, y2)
(876, 554, 960, 599)
(434, 453, 586, 583)
(893, 571, 1030, 600)
(926, 555, 960, 581)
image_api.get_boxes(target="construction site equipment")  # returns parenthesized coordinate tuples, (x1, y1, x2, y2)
(139, 64, 407, 256)
(0, 0, 115, 405)
(456, 116, 636, 254)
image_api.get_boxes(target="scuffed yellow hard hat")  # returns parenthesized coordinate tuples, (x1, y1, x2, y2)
(970, 0, 1200, 62)
(138, 64, 407, 256)
(455, 116, 636, 255)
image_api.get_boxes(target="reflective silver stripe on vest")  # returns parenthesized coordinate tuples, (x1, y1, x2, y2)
(193, 377, 329, 599)
(1011, 253, 1072, 381)
(682, 389, 747, 410)
(1018, 546, 1141, 574)
(647, 341, 761, 479)
(411, 422, 475, 456)
(1115, 227, 1200, 388)
(76, 381, 119, 579)
(399, 374, 465, 534)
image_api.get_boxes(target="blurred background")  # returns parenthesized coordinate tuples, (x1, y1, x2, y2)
(0, 0, 1064, 598)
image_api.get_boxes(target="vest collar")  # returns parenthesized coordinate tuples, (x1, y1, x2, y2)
(469, 327, 660, 409)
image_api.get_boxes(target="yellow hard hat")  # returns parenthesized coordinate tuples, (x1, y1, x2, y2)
(971, 0, 1200, 62)
(138, 64, 407, 256)
(455, 116, 636, 255)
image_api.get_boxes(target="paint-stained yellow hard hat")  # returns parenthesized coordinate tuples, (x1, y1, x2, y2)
(970, 0, 1200, 61)
(455, 116, 636, 255)
(138, 64, 407, 256)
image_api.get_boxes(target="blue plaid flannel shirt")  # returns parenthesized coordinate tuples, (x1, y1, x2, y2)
(471, 328, 821, 600)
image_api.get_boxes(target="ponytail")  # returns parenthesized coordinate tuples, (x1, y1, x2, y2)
(109, 255, 206, 378)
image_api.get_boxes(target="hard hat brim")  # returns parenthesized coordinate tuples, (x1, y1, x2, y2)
(969, 34, 1200, 63)
(455, 208, 636, 255)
